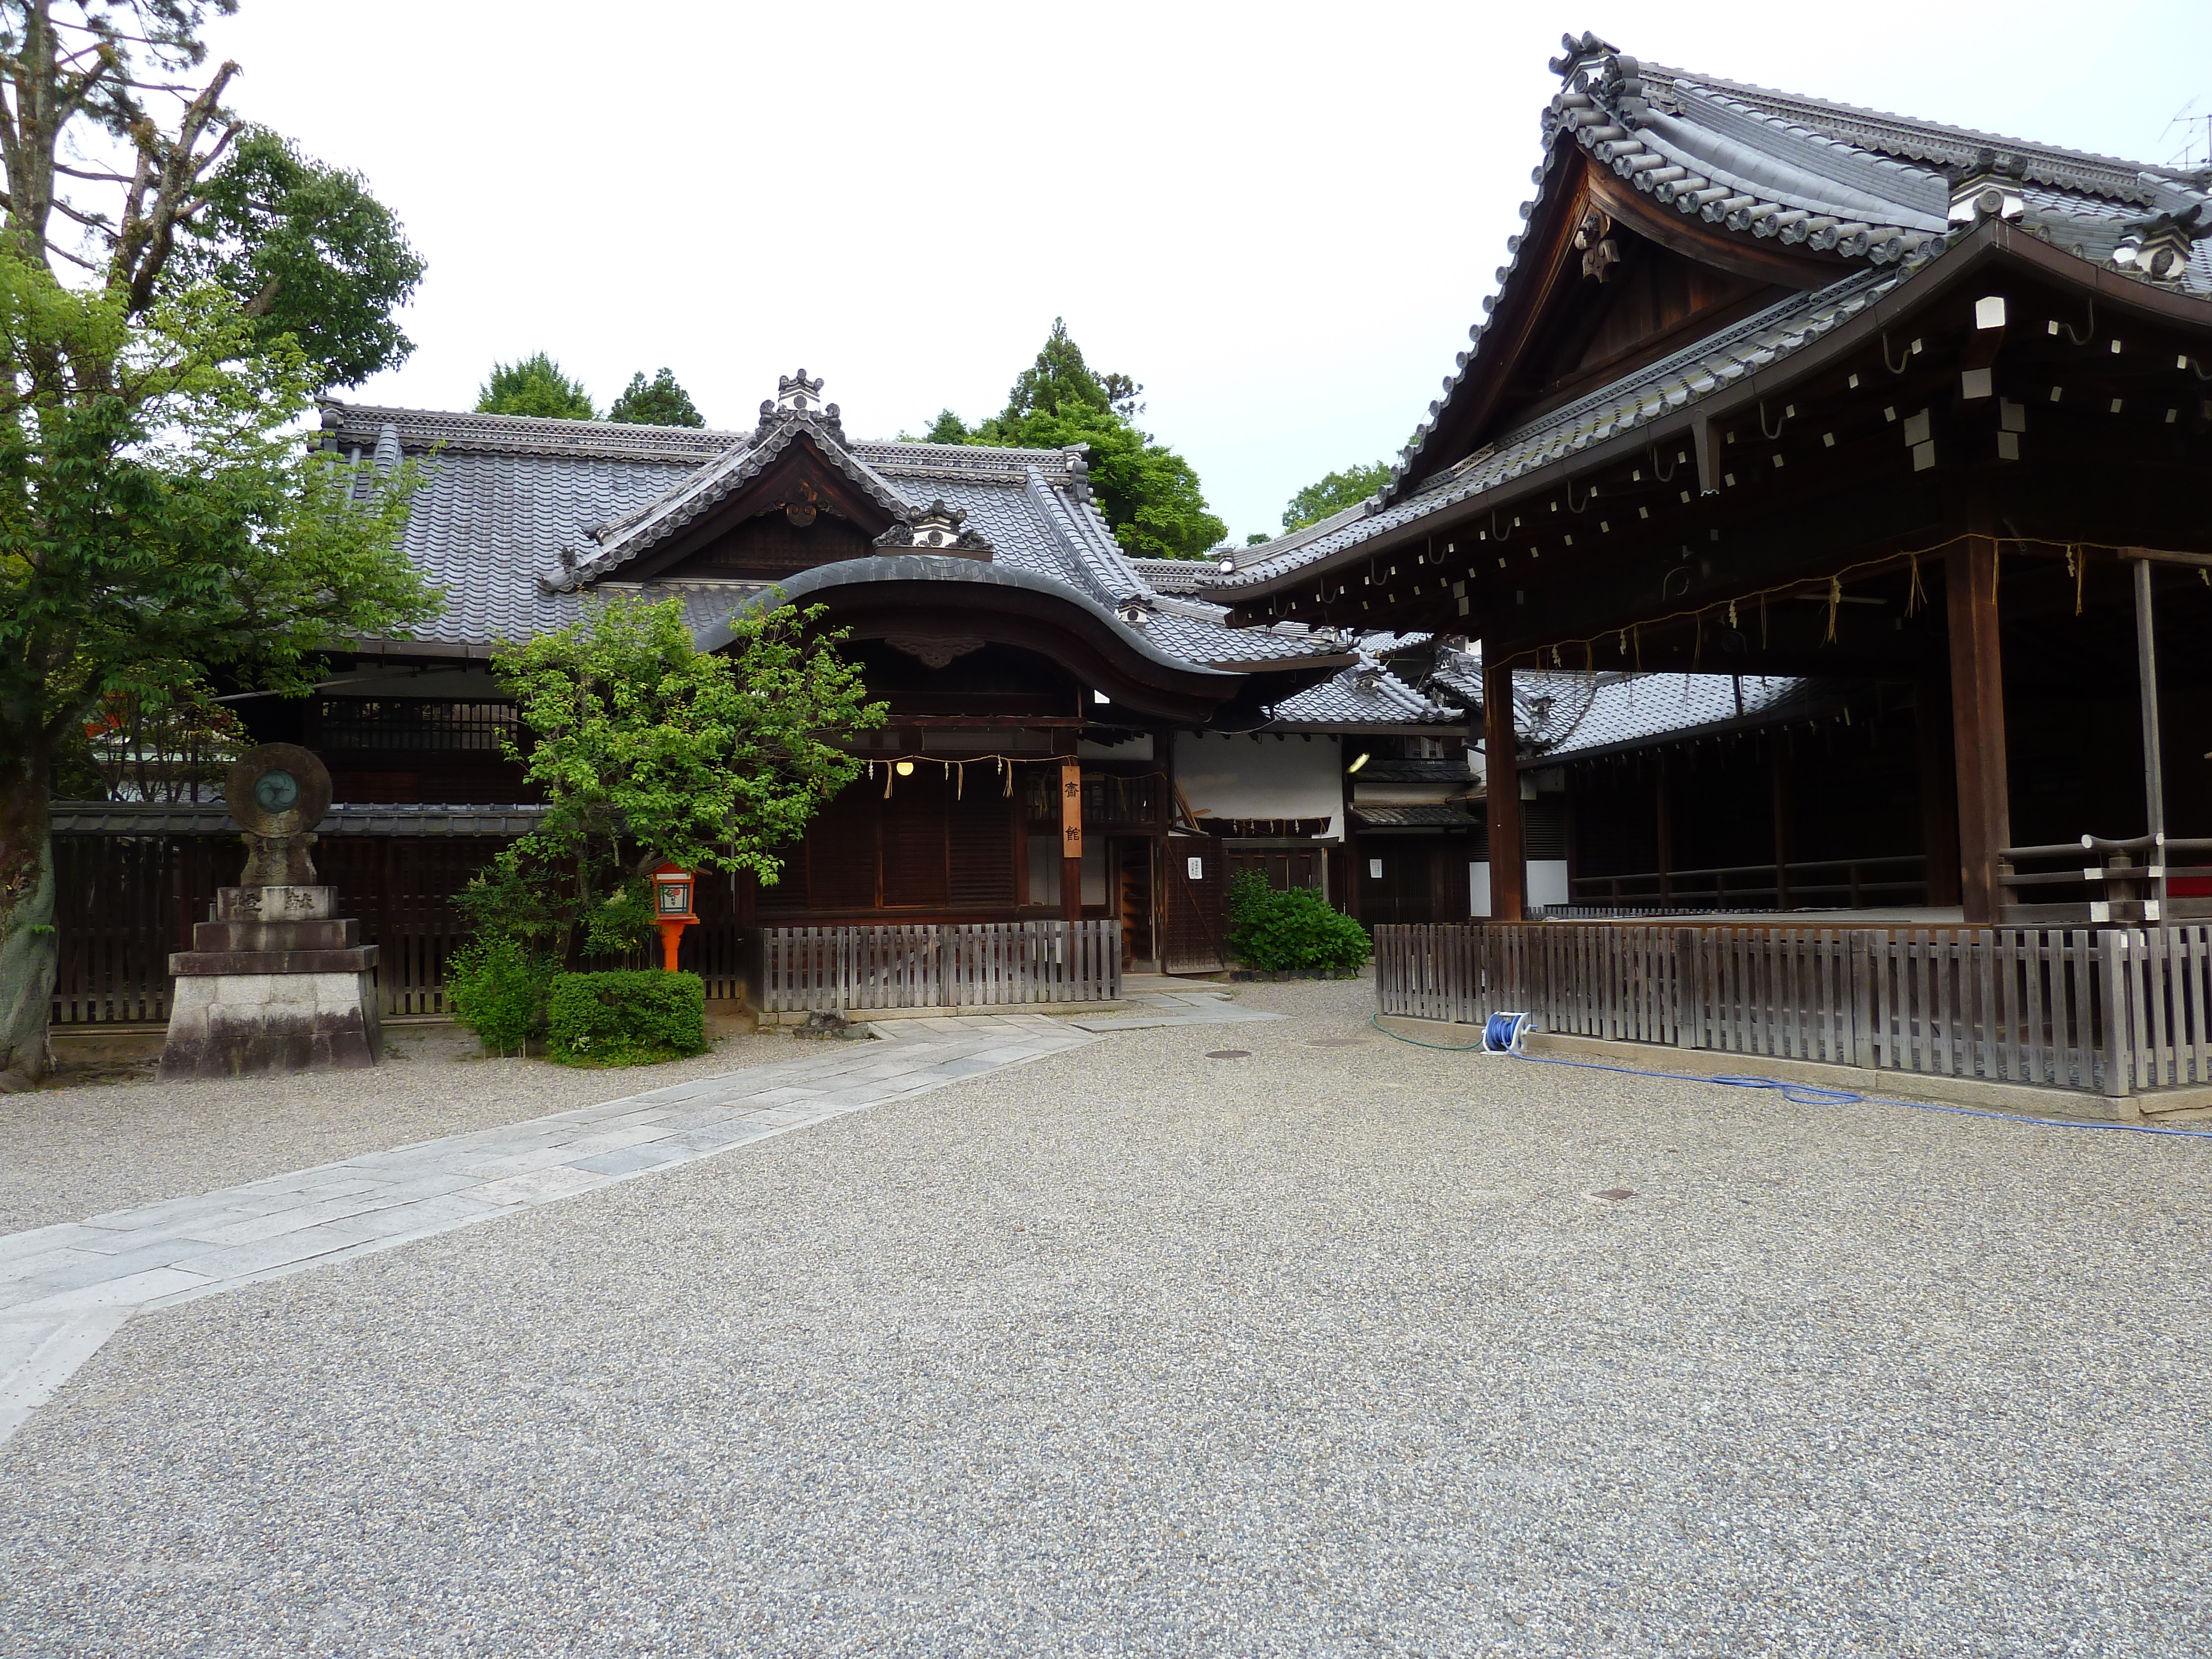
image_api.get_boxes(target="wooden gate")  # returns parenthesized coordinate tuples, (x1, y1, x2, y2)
(1162, 833, 1227, 973)
(754, 920, 1121, 1014)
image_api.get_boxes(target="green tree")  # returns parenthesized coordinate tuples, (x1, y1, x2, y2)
(0, 2, 439, 1086)
(915, 408, 971, 444)
(171, 126, 425, 388)
(1282, 462, 1392, 533)
(472, 595, 884, 968)
(477, 352, 594, 420)
(607, 367, 704, 427)
(960, 319, 1225, 560)
(0, 270, 437, 1084)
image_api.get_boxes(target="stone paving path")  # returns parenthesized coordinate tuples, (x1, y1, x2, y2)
(0, 990, 1277, 1446)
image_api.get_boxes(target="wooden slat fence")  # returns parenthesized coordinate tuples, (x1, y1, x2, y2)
(1375, 922, 2212, 1100)
(757, 921, 1120, 1015)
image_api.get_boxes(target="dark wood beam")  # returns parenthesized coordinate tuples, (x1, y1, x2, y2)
(1584, 166, 1844, 291)
(1914, 681, 1962, 907)
(1945, 531, 2010, 922)
(1236, 225, 2212, 624)
(1482, 652, 1524, 921)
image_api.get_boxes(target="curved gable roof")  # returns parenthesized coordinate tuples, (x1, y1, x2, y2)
(1377, 34, 2212, 502)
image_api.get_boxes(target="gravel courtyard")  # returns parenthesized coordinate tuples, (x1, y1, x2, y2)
(3, 977, 2209, 1657)
(2, 1021, 786, 1235)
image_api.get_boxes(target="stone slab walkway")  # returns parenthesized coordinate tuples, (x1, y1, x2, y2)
(1070, 988, 1285, 1032)
(0, 1012, 1100, 1445)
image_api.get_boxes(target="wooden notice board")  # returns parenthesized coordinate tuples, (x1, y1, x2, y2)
(1060, 760, 1082, 858)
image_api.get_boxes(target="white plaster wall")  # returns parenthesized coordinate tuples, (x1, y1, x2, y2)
(1173, 732, 1344, 838)
(1469, 860, 1569, 916)
(1078, 733, 1154, 760)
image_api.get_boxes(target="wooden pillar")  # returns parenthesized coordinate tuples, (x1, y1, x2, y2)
(1915, 683, 1961, 907)
(1482, 652, 1524, 921)
(1058, 758, 1082, 922)
(2133, 556, 2167, 915)
(1945, 533, 2011, 923)
(1770, 741, 1793, 910)
(1655, 752, 1673, 902)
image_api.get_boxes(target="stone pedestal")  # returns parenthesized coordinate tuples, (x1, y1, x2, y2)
(158, 885, 382, 1079)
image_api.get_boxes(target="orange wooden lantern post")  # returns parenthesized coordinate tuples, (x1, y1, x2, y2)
(651, 861, 698, 972)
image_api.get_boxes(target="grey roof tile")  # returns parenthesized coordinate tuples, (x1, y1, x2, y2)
(1216, 266, 1901, 592)
(324, 398, 1339, 671)
(1271, 655, 1458, 727)
(48, 801, 550, 836)
(1331, 36, 2212, 512)
(1353, 804, 1479, 828)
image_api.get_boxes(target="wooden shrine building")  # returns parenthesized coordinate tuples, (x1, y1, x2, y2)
(1211, 34, 2212, 930)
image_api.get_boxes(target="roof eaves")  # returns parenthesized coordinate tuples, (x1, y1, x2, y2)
(1207, 216, 2212, 608)
(1379, 40, 2093, 509)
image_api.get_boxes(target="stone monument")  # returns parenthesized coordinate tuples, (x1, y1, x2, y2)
(158, 744, 383, 1078)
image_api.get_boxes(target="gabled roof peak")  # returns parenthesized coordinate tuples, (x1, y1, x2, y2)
(1381, 36, 2212, 501)
(757, 369, 846, 445)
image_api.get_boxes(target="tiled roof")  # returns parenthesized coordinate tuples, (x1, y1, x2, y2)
(1352, 804, 1479, 829)
(1414, 645, 1832, 758)
(1126, 557, 1211, 595)
(1512, 669, 1829, 760)
(320, 393, 1342, 674)
(48, 801, 550, 836)
(1215, 264, 1902, 592)
(576, 413, 911, 582)
(1270, 654, 1460, 728)
(1217, 34, 2212, 565)
(1222, 500, 1371, 573)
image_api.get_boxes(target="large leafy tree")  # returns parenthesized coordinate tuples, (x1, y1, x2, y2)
(477, 352, 594, 419)
(171, 126, 425, 388)
(473, 596, 884, 967)
(0, 1, 437, 1086)
(926, 320, 1227, 560)
(1281, 461, 1392, 533)
(607, 367, 703, 427)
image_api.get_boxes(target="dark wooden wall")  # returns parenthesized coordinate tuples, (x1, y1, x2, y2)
(51, 832, 753, 1025)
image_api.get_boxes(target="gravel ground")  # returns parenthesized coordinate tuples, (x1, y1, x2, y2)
(0, 1021, 792, 1233)
(4, 977, 2211, 1657)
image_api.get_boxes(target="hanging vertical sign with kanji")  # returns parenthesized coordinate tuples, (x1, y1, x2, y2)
(1060, 760, 1082, 857)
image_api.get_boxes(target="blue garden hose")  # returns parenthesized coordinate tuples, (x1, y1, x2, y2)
(1368, 1011, 2212, 1139)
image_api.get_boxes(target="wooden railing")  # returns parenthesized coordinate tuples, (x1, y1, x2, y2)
(1374, 922, 2212, 1099)
(754, 920, 1121, 1015)
(2001, 833, 2212, 925)
(1567, 854, 1925, 911)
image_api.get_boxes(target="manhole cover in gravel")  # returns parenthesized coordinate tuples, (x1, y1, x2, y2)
(1305, 1038, 1369, 1047)
(1206, 1049, 1251, 1060)
(1591, 1188, 1639, 1202)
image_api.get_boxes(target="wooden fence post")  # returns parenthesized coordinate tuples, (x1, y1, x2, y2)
(2097, 930, 2132, 1099)
(1673, 927, 1699, 1050)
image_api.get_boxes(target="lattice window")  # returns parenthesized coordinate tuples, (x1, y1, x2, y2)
(316, 700, 519, 753)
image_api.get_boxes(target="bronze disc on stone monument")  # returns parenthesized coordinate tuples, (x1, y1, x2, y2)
(158, 745, 383, 1078)
(227, 742, 332, 885)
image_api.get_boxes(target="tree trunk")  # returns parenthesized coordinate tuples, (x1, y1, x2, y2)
(0, 744, 55, 1088)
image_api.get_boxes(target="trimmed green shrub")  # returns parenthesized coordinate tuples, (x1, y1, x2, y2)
(1225, 870, 1370, 973)
(446, 936, 558, 1056)
(545, 970, 708, 1067)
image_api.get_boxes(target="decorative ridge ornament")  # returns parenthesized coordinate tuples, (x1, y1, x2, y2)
(1948, 149, 2028, 226)
(875, 498, 993, 556)
(1548, 30, 1620, 80)
(2111, 206, 2204, 282)
(776, 370, 825, 411)
(755, 368, 847, 445)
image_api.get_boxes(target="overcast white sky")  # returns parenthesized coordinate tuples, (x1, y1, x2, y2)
(201, 0, 2210, 544)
